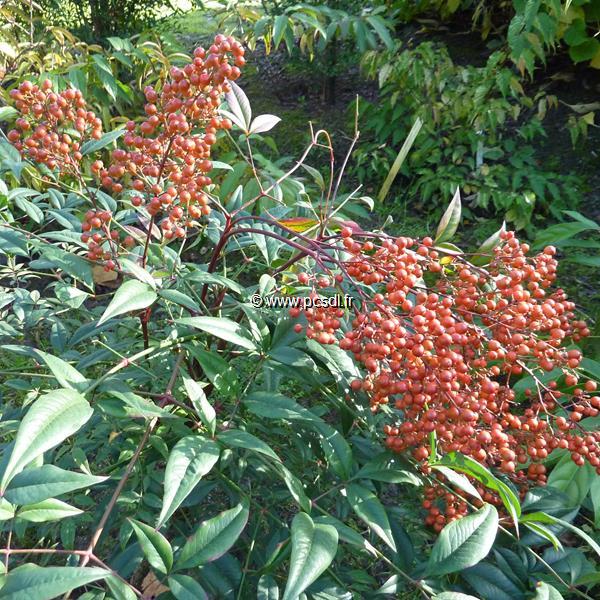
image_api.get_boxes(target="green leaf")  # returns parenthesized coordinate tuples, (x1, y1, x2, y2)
(281, 512, 339, 600)
(14, 197, 43, 223)
(353, 452, 423, 486)
(98, 279, 157, 325)
(168, 574, 209, 600)
(224, 81, 252, 132)
(158, 436, 220, 527)
(345, 483, 396, 551)
(522, 521, 563, 551)
(0, 227, 28, 257)
(176, 317, 257, 351)
(378, 117, 422, 202)
(273, 463, 311, 512)
(257, 574, 279, 599)
(183, 375, 216, 436)
(435, 187, 462, 243)
(0, 498, 15, 520)
(105, 573, 136, 600)
(547, 515, 600, 561)
(591, 477, 600, 528)
(129, 519, 173, 574)
(273, 15, 290, 49)
(569, 38, 600, 63)
(425, 504, 498, 576)
(0, 389, 93, 492)
(5, 465, 107, 505)
(462, 562, 522, 600)
(431, 466, 482, 501)
(119, 257, 156, 289)
(176, 501, 249, 570)
(159, 289, 200, 313)
(30, 243, 93, 287)
(366, 15, 394, 49)
(532, 582, 564, 600)
(217, 429, 280, 462)
(81, 129, 125, 155)
(103, 391, 176, 420)
(433, 453, 521, 528)
(0, 106, 18, 121)
(244, 392, 353, 478)
(187, 347, 238, 397)
(0, 565, 109, 600)
(249, 114, 281, 135)
(16, 498, 82, 522)
(33, 349, 87, 391)
(472, 222, 506, 265)
(547, 452, 594, 505)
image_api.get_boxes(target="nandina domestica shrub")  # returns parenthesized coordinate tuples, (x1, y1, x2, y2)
(4, 38, 599, 525)
(1, 31, 599, 600)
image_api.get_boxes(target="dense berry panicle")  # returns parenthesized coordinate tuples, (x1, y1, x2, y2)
(7, 34, 245, 269)
(292, 230, 597, 530)
(105, 34, 244, 242)
(8, 79, 101, 171)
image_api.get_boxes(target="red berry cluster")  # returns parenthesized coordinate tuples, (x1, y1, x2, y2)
(291, 228, 598, 527)
(98, 34, 244, 240)
(80, 209, 135, 270)
(290, 272, 345, 343)
(6, 35, 245, 271)
(7, 80, 102, 171)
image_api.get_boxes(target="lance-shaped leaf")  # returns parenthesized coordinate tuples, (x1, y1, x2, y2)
(81, 129, 125, 155)
(98, 279, 157, 325)
(158, 436, 220, 527)
(435, 187, 462, 243)
(175, 501, 249, 570)
(378, 117, 422, 202)
(249, 114, 281, 134)
(0, 389, 93, 492)
(183, 375, 216, 436)
(16, 498, 82, 522)
(471, 221, 506, 265)
(129, 519, 173, 574)
(169, 574, 209, 600)
(433, 453, 521, 529)
(0, 565, 109, 600)
(345, 483, 396, 552)
(176, 317, 257, 351)
(425, 504, 498, 576)
(5, 465, 107, 505)
(0, 498, 15, 521)
(224, 81, 252, 133)
(32, 350, 88, 391)
(281, 512, 338, 600)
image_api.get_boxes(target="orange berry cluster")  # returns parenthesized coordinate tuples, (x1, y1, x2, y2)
(8, 80, 102, 171)
(80, 209, 135, 270)
(292, 228, 598, 526)
(290, 272, 345, 343)
(6, 35, 245, 271)
(98, 34, 244, 240)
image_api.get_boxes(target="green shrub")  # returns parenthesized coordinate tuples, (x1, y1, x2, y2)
(353, 41, 580, 230)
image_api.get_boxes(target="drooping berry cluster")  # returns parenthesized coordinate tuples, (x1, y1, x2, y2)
(291, 228, 598, 528)
(97, 34, 244, 241)
(8, 80, 102, 171)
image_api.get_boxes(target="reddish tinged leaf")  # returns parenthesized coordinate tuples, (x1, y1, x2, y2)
(276, 217, 319, 232)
